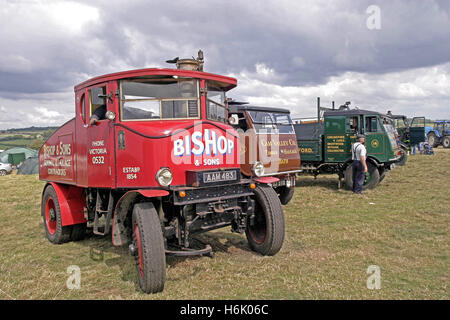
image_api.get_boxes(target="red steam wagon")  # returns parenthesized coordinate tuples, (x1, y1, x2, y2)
(39, 52, 285, 293)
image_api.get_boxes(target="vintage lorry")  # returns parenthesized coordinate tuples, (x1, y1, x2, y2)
(293, 98, 400, 190)
(386, 113, 426, 165)
(227, 101, 301, 204)
(39, 52, 285, 293)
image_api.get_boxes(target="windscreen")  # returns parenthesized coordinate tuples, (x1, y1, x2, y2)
(248, 111, 295, 134)
(120, 78, 199, 120)
(382, 117, 398, 149)
(206, 85, 227, 123)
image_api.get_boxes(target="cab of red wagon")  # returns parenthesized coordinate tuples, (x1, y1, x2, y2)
(55, 57, 241, 189)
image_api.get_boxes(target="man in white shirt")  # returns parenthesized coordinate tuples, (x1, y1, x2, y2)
(351, 134, 368, 194)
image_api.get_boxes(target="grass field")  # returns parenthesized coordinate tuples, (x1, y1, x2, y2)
(0, 149, 448, 300)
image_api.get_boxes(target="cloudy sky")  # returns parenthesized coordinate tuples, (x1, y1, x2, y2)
(0, 0, 449, 129)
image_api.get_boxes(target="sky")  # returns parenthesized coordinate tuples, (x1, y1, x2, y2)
(0, 0, 449, 129)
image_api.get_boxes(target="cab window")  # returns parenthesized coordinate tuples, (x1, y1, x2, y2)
(120, 78, 199, 120)
(206, 84, 227, 123)
(248, 111, 295, 134)
(365, 116, 379, 132)
(410, 117, 425, 127)
(349, 116, 359, 132)
(80, 94, 86, 123)
(395, 119, 406, 129)
(89, 86, 107, 120)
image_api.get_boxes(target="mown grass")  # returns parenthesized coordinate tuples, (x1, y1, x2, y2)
(0, 149, 448, 300)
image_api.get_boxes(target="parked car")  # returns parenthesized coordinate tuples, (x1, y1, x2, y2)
(0, 162, 12, 176)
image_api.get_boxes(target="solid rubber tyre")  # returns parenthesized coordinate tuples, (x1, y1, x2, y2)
(132, 202, 166, 294)
(42, 185, 73, 244)
(246, 184, 285, 256)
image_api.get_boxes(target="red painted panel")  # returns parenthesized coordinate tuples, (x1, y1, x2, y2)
(39, 120, 76, 184)
(115, 120, 240, 188)
(254, 177, 280, 184)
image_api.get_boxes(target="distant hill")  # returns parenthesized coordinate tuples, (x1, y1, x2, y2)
(0, 126, 59, 134)
(0, 126, 57, 151)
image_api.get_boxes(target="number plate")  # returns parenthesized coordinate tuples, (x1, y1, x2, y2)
(202, 170, 238, 184)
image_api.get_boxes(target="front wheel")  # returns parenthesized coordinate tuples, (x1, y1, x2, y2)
(344, 161, 380, 190)
(132, 202, 166, 294)
(246, 185, 285, 256)
(0, 169, 7, 176)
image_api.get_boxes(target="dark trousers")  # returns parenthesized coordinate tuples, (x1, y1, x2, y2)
(352, 160, 364, 194)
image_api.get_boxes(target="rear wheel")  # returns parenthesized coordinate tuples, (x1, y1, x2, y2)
(246, 185, 285, 256)
(42, 185, 72, 244)
(132, 202, 166, 294)
(344, 161, 380, 190)
(277, 186, 295, 205)
(442, 136, 450, 148)
(427, 132, 439, 148)
(0, 169, 6, 176)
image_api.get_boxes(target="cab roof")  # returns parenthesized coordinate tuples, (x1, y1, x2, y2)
(228, 103, 291, 115)
(74, 68, 237, 92)
(323, 108, 384, 117)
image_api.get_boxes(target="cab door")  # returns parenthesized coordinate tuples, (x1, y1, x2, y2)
(409, 117, 426, 145)
(363, 115, 384, 155)
(86, 81, 117, 188)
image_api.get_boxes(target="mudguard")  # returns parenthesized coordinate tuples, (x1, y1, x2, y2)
(254, 177, 280, 184)
(112, 189, 169, 246)
(45, 182, 87, 226)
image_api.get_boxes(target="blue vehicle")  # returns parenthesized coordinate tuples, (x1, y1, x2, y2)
(426, 120, 450, 148)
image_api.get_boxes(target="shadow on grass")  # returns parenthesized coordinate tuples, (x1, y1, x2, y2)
(295, 176, 345, 191)
(73, 227, 254, 290)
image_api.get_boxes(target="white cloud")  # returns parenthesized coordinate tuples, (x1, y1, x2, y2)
(229, 61, 450, 120)
(0, 92, 73, 129)
(47, 1, 100, 33)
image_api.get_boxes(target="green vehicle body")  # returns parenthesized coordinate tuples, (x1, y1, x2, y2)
(294, 100, 400, 189)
